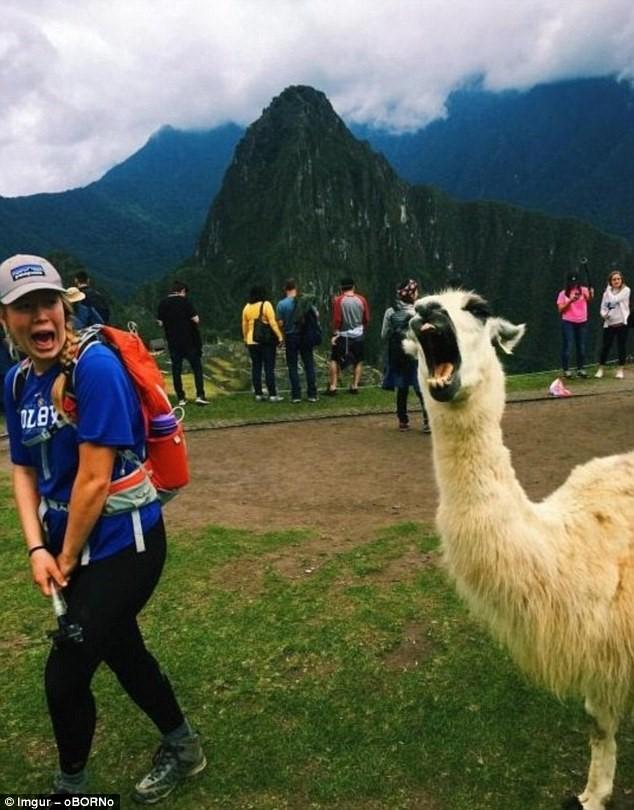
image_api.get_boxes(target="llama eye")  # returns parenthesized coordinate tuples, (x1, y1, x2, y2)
(463, 297, 491, 322)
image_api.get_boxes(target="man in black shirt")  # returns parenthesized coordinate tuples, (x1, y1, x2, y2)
(73, 270, 111, 323)
(157, 281, 208, 406)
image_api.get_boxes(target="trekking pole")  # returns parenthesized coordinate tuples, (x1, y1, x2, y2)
(47, 581, 83, 648)
(579, 257, 592, 291)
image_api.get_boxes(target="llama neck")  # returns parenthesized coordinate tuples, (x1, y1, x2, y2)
(429, 379, 540, 630)
(430, 378, 530, 515)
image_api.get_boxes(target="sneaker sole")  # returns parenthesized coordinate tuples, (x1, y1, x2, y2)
(132, 756, 207, 805)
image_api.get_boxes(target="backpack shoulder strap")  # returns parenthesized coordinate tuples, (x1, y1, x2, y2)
(67, 326, 105, 389)
(12, 358, 33, 410)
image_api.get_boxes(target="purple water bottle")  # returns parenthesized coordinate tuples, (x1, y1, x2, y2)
(149, 412, 179, 437)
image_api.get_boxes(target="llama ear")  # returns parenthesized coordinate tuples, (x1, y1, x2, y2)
(489, 318, 526, 354)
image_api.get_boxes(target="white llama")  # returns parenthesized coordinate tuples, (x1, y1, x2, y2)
(405, 289, 634, 810)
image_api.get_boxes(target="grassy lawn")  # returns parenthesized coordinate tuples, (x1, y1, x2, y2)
(2, 475, 633, 808)
(1, 364, 628, 807)
(170, 365, 604, 429)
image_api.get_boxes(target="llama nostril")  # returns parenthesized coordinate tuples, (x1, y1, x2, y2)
(415, 301, 442, 321)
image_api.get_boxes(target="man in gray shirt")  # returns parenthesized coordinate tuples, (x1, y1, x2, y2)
(326, 277, 370, 395)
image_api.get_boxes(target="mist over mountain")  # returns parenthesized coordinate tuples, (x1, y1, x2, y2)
(184, 84, 632, 372)
(1, 75, 632, 300)
(356, 77, 634, 248)
(1, 78, 633, 371)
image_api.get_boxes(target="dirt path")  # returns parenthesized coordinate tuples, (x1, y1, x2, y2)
(169, 390, 634, 545)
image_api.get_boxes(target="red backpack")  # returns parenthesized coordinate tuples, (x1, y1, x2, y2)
(66, 325, 190, 499)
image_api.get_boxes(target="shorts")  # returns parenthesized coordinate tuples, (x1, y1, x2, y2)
(331, 335, 364, 369)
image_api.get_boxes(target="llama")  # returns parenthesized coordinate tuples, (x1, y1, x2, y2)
(405, 289, 634, 810)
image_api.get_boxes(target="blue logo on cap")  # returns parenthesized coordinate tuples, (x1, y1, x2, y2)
(11, 263, 46, 281)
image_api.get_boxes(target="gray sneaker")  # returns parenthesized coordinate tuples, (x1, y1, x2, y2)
(51, 769, 89, 794)
(133, 732, 207, 804)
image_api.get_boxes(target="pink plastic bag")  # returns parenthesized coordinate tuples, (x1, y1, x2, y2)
(548, 377, 572, 397)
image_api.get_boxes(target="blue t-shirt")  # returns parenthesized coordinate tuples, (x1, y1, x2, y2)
(4, 343, 161, 562)
(276, 296, 298, 336)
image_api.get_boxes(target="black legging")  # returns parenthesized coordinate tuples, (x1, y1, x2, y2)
(44, 518, 184, 773)
(396, 386, 426, 425)
(599, 324, 629, 366)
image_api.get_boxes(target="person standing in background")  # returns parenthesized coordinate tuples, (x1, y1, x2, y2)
(556, 271, 593, 378)
(65, 287, 103, 330)
(595, 269, 630, 379)
(326, 277, 370, 395)
(157, 281, 208, 406)
(73, 270, 111, 324)
(276, 279, 319, 403)
(242, 284, 284, 401)
(381, 279, 430, 433)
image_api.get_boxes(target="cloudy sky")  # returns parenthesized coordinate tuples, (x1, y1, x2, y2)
(2, 0, 633, 197)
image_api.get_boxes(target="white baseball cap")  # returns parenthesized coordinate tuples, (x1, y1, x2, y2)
(0, 254, 66, 305)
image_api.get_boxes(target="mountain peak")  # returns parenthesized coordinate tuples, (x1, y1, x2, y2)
(270, 84, 334, 113)
(250, 84, 347, 140)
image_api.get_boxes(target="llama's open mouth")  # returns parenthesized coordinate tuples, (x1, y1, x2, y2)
(410, 314, 461, 402)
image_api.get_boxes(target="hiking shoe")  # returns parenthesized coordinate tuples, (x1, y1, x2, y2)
(348, 387, 359, 394)
(616, 369, 625, 379)
(307, 397, 318, 402)
(576, 369, 588, 378)
(291, 398, 302, 404)
(51, 769, 89, 794)
(254, 394, 268, 401)
(324, 388, 337, 396)
(563, 370, 573, 379)
(195, 397, 209, 405)
(269, 395, 284, 402)
(133, 732, 207, 804)
(178, 399, 187, 407)
(594, 368, 604, 379)
(398, 422, 410, 431)
(422, 422, 432, 434)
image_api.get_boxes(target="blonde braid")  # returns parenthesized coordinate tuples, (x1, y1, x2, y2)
(51, 301, 81, 421)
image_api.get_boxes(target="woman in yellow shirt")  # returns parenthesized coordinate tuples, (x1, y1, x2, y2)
(242, 284, 284, 401)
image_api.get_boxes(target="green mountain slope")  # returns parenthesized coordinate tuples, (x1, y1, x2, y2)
(0, 124, 242, 289)
(186, 85, 632, 372)
(357, 77, 634, 248)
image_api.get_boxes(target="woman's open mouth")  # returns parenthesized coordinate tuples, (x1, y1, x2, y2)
(30, 329, 57, 351)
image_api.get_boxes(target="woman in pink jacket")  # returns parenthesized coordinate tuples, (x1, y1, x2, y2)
(556, 271, 593, 378)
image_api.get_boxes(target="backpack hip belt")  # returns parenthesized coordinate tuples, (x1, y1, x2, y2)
(41, 465, 158, 517)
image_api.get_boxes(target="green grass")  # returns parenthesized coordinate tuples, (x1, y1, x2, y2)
(173, 364, 610, 428)
(0, 348, 609, 435)
(2, 475, 632, 808)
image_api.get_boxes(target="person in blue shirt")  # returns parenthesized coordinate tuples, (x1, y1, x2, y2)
(65, 286, 103, 330)
(0, 254, 205, 803)
(276, 278, 319, 402)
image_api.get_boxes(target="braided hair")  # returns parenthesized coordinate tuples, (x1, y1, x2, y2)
(51, 297, 81, 421)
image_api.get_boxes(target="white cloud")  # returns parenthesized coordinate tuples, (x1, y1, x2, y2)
(1, 0, 633, 195)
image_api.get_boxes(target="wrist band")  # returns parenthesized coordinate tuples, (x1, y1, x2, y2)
(28, 545, 47, 557)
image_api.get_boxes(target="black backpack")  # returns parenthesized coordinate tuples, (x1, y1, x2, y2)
(294, 299, 323, 348)
(387, 307, 414, 370)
